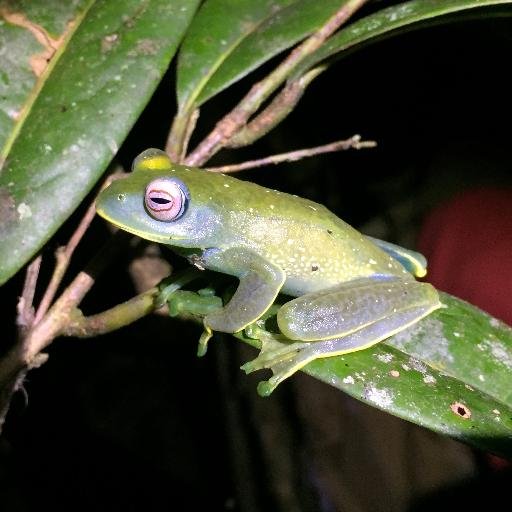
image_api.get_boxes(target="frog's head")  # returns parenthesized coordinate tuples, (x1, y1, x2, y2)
(96, 148, 222, 247)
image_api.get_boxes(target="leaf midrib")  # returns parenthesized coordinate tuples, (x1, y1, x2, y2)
(0, 0, 96, 166)
(178, 0, 305, 115)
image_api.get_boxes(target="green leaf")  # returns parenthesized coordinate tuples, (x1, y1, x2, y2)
(0, 0, 200, 285)
(293, 0, 512, 78)
(161, 276, 512, 456)
(176, 0, 348, 112)
(0, 0, 90, 150)
(303, 293, 512, 457)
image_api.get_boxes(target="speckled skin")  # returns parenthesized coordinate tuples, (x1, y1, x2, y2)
(96, 149, 441, 394)
(97, 150, 408, 296)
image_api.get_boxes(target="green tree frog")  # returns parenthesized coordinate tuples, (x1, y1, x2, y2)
(96, 149, 441, 395)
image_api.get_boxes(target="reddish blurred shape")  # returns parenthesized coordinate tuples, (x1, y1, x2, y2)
(418, 188, 512, 326)
(419, 187, 512, 470)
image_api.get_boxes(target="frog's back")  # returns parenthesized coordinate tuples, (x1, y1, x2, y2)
(173, 165, 409, 295)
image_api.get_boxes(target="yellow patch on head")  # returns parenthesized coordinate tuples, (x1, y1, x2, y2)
(139, 154, 172, 171)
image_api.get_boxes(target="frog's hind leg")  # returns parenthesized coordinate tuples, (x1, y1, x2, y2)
(277, 277, 440, 342)
(244, 277, 442, 396)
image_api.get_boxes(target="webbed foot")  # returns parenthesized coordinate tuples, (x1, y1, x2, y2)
(241, 334, 314, 396)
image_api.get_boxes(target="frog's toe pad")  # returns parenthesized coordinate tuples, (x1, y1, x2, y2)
(257, 380, 276, 397)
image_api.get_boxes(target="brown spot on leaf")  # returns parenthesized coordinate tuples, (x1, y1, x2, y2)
(311, 265, 319, 272)
(1, 8, 74, 76)
(101, 33, 119, 53)
(129, 38, 159, 56)
(450, 402, 471, 419)
(0, 187, 17, 235)
(389, 370, 400, 378)
(30, 53, 52, 76)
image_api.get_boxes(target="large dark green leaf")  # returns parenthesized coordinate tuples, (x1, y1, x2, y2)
(302, 293, 512, 457)
(176, 0, 348, 112)
(0, 0, 200, 285)
(163, 282, 512, 456)
(163, 280, 512, 457)
(293, 0, 512, 78)
(0, 0, 90, 150)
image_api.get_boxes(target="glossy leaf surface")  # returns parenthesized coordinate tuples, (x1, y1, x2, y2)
(165, 281, 512, 457)
(176, 0, 347, 111)
(302, 293, 512, 457)
(294, 0, 512, 78)
(0, 0, 200, 284)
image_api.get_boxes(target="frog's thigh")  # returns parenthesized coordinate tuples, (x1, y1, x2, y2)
(277, 277, 441, 343)
(203, 247, 286, 333)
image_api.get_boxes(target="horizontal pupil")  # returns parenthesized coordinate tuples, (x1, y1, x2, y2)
(151, 197, 172, 204)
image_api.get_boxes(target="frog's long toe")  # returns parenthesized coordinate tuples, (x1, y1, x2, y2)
(255, 349, 317, 396)
(241, 338, 315, 396)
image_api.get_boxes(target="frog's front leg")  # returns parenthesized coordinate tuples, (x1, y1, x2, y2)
(197, 247, 286, 354)
(243, 276, 442, 396)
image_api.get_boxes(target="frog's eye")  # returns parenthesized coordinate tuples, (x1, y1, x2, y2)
(144, 178, 189, 221)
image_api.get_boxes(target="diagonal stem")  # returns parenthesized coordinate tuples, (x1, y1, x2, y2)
(34, 169, 125, 324)
(16, 255, 42, 331)
(63, 287, 159, 338)
(185, 0, 368, 166)
(226, 67, 326, 149)
(0, 231, 129, 433)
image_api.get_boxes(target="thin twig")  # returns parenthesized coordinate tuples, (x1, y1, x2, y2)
(23, 231, 129, 360)
(167, 109, 192, 162)
(166, 108, 200, 163)
(63, 287, 160, 338)
(226, 67, 326, 149)
(180, 108, 200, 162)
(16, 255, 42, 330)
(206, 135, 377, 174)
(33, 203, 96, 324)
(0, 365, 29, 432)
(0, 231, 130, 432)
(185, 0, 368, 166)
(34, 169, 125, 324)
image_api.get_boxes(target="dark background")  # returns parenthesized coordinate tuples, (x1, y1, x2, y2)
(1, 4, 512, 511)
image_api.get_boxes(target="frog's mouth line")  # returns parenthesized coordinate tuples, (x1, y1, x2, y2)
(95, 206, 183, 244)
